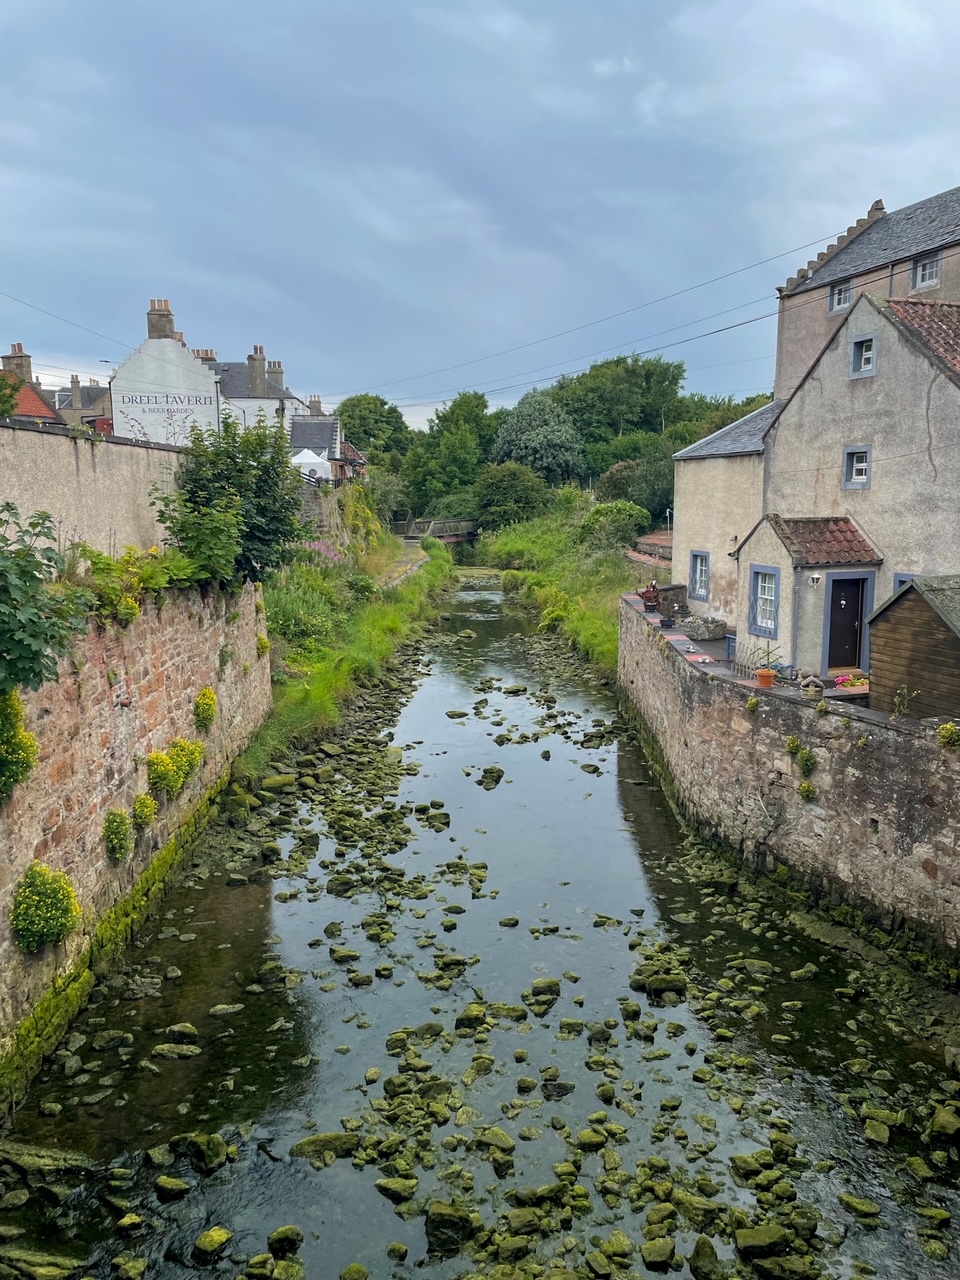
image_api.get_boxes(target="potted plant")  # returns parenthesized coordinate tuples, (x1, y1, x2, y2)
(755, 641, 779, 689)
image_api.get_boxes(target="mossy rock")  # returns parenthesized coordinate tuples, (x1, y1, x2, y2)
(289, 1132, 360, 1159)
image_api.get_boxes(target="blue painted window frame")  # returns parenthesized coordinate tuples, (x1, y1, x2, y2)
(821, 569, 876, 677)
(748, 563, 780, 639)
(842, 444, 872, 490)
(850, 331, 878, 379)
(893, 572, 918, 592)
(689, 549, 710, 602)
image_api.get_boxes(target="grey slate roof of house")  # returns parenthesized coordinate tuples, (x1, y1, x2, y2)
(672, 399, 784, 461)
(56, 385, 110, 411)
(290, 417, 339, 455)
(868, 574, 960, 633)
(789, 186, 960, 294)
(207, 361, 287, 399)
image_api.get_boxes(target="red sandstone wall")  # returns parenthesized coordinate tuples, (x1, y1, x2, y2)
(0, 584, 272, 1036)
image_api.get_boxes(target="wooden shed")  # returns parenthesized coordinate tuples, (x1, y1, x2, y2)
(867, 575, 960, 719)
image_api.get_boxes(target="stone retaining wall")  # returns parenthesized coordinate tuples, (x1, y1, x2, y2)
(0, 584, 273, 1105)
(618, 599, 960, 952)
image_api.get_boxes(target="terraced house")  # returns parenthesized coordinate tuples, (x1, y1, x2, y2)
(673, 184, 960, 679)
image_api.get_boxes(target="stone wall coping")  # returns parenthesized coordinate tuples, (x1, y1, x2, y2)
(0, 419, 183, 454)
(622, 593, 933, 741)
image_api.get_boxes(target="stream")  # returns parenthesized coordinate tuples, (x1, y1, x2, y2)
(1, 577, 958, 1280)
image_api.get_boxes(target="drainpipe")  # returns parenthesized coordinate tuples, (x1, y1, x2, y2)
(791, 566, 801, 673)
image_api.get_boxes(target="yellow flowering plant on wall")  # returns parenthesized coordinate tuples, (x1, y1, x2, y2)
(0, 691, 39, 807)
(193, 686, 218, 733)
(11, 862, 82, 953)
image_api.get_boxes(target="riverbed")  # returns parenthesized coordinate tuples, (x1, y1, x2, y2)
(1, 579, 958, 1280)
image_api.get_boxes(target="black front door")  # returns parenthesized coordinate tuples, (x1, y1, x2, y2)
(828, 577, 864, 668)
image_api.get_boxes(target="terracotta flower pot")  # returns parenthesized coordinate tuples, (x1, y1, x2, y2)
(756, 668, 776, 689)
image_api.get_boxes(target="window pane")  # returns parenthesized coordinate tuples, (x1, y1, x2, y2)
(852, 452, 868, 480)
(757, 572, 776, 629)
(859, 339, 873, 369)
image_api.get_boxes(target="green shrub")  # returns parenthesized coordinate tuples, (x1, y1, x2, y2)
(193, 686, 218, 733)
(795, 746, 817, 777)
(746, 696, 759, 714)
(256, 634, 271, 657)
(574, 500, 651, 549)
(132, 792, 159, 828)
(938, 721, 960, 750)
(798, 781, 817, 802)
(103, 808, 133, 862)
(0, 690, 39, 807)
(785, 735, 801, 756)
(168, 737, 204, 781)
(816, 699, 828, 715)
(11, 862, 82, 953)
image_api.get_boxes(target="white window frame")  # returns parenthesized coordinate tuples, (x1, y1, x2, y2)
(850, 332, 878, 379)
(690, 552, 709, 601)
(829, 281, 853, 312)
(756, 572, 776, 632)
(913, 253, 942, 290)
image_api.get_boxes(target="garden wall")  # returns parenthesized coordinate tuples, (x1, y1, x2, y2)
(0, 584, 272, 1107)
(0, 422, 181, 554)
(618, 598, 960, 953)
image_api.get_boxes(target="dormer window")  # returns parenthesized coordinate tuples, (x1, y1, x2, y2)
(829, 281, 853, 311)
(913, 253, 942, 289)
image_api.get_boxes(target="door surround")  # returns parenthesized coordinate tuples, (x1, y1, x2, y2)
(820, 569, 876, 677)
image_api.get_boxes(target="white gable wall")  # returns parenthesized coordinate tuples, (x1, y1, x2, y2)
(111, 340, 220, 445)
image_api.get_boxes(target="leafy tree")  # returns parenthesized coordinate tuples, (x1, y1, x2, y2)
(550, 356, 685, 443)
(401, 391, 502, 514)
(0, 503, 90, 694)
(594, 441, 674, 520)
(335, 394, 411, 459)
(492, 390, 583, 484)
(0, 373, 21, 420)
(362, 467, 408, 523)
(155, 412, 302, 585)
(473, 462, 548, 529)
(430, 487, 480, 520)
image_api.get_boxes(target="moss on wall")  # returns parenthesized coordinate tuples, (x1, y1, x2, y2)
(0, 776, 226, 1114)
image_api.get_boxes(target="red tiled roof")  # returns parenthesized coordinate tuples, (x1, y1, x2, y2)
(886, 299, 960, 377)
(769, 515, 881, 567)
(0, 372, 63, 422)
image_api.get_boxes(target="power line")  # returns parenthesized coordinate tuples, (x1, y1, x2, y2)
(329, 232, 846, 396)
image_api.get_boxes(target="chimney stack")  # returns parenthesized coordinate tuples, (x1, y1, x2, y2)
(192, 348, 218, 363)
(70, 373, 81, 407)
(308, 395, 324, 416)
(248, 344, 267, 397)
(147, 299, 176, 340)
(2, 342, 33, 385)
(267, 359, 285, 392)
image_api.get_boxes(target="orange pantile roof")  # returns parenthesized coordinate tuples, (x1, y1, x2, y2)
(886, 299, 960, 378)
(0, 372, 63, 422)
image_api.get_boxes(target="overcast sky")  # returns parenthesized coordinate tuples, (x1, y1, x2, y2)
(3, 1, 959, 426)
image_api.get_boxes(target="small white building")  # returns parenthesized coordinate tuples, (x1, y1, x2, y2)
(291, 448, 333, 482)
(110, 301, 220, 445)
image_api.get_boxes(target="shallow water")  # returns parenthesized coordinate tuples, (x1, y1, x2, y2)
(4, 583, 959, 1279)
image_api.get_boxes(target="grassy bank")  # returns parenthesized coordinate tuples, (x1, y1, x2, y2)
(477, 502, 666, 679)
(235, 538, 454, 783)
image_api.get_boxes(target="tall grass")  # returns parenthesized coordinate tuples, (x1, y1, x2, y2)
(235, 541, 453, 783)
(478, 510, 664, 679)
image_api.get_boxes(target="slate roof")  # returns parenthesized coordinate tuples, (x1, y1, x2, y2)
(789, 186, 960, 294)
(768, 515, 882, 567)
(883, 298, 960, 380)
(55, 384, 110, 411)
(0, 373, 64, 423)
(868, 574, 960, 633)
(207, 361, 288, 400)
(290, 416, 340, 455)
(672, 399, 784, 460)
